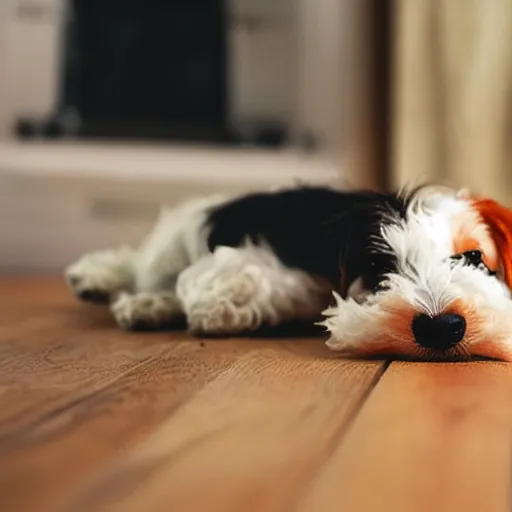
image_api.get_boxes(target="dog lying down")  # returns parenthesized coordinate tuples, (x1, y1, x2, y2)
(66, 183, 512, 362)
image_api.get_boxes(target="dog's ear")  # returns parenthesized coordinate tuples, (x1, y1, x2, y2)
(472, 197, 512, 288)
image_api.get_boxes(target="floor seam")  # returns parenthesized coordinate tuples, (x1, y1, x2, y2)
(286, 358, 392, 511)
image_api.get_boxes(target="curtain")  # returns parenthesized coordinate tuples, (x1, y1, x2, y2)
(391, 0, 512, 202)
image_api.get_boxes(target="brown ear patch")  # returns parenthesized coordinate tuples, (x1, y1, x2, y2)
(472, 198, 512, 288)
(451, 207, 499, 272)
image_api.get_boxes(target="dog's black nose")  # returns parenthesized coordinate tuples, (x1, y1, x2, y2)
(412, 313, 466, 350)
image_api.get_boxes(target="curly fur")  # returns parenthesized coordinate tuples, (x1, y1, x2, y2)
(65, 184, 512, 361)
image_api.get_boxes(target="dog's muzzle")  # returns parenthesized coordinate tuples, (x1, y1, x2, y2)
(412, 313, 466, 351)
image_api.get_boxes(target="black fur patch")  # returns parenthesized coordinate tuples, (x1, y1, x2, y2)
(206, 186, 407, 294)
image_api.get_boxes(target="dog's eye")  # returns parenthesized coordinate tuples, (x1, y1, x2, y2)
(450, 249, 497, 277)
(450, 249, 496, 276)
(451, 250, 483, 266)
(463, 250, 483, 265)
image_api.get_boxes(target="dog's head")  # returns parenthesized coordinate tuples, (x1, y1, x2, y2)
(322, 185, 512, 361)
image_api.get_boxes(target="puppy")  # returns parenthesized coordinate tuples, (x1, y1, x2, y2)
(65, 184, 512, 361)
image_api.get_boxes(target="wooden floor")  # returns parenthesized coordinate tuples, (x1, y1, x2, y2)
(2, 279, 512, 512)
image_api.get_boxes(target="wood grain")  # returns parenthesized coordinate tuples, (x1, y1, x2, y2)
(298, 361, 512, 512)
(0, 338, 257, 512)
(0, 278, 384, 512)
(8, 278, 512, 512)
(0, 298, 170, 439)
(62, 352, 383, 512)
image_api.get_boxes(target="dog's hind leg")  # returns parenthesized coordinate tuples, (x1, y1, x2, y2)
(104, 196, 227, 330)
(110, 291, 184, 330)
(65, 246, 135, 304)
(66, 195, 227, 330)
(176, 244, 331, 335)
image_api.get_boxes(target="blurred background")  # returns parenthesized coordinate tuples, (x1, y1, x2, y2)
(0, 0, 511, 273)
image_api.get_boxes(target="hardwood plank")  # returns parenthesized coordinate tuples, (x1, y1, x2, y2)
(0, 279, 68, 331)
(0, 277, 113, 342)
(0, 278, 173, 439)
(0, 278, 383, 512)
(0, 337, 264, 512)
(60, 352, 384, 512)
(4, 277, 512, 512)
(297, 361, 512, 512)
(0, 277, 71, 313)
(0, 323, 171, 439)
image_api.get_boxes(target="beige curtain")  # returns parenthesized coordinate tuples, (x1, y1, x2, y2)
(391, 0, 512, 202)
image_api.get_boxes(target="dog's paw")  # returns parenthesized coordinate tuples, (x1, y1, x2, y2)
(65, 248, 134, 304)
(185, 273, 260, 335)
(111, 292, 183, 331)
(187, 301, 258, 335)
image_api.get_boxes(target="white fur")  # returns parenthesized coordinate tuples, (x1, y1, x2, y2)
(66, 246, 135, 301)
(322, 262, 512, 354)
(382, 192, 508, 315)
(66, 185, 512, 360)
(66, 195, 330, 333)
(134, 194, 227, 292)
(176, 243, 331, 334)
(322, 190, 512, 358)
(111, 292, 183, 330)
